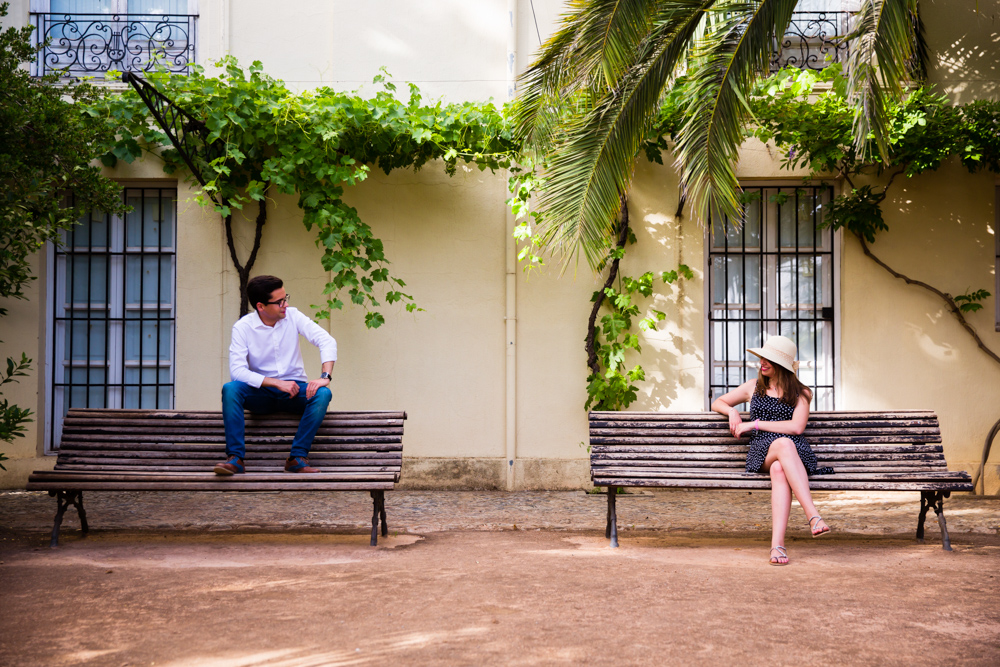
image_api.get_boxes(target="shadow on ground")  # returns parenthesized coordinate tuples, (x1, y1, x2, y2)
(1, 527, 998, 666)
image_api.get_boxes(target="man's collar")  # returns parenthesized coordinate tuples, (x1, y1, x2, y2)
(250, 307, 291, 329)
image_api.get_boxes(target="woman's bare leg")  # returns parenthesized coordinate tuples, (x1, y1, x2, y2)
(769, 461, 791, 563)
(762, 438, 828, 534)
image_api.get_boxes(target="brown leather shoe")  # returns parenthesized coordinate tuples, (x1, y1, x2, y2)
(285, 456, 319, 473)
(213, 456, 245, 475)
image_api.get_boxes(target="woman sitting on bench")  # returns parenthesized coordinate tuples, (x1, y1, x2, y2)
(711, 335, 832, 566)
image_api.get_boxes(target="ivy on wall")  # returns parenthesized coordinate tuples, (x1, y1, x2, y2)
(94, 59, 518, 326)
(748, 64, 1000, 364)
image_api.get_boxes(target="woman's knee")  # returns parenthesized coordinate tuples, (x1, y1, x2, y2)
(769, 460, 786, 480)
(770, 438, 795, 455)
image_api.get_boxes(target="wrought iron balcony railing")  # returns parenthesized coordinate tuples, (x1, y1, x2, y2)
(772, 11, 851, 72)
(30, 13, 197, 79)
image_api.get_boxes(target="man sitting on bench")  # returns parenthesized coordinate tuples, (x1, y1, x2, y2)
(214, 274, 337, 475)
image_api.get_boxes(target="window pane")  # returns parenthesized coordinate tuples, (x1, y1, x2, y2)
(67, 320, 108, 362)
(712, 256, 761, 308)
(126, 190, 175, 249)
(125, 255, 172, 305)
(778, 190, 818, 248)
(125, 316, 172, 361)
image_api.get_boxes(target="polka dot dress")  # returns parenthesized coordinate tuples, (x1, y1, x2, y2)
(745, 393, 821, 475)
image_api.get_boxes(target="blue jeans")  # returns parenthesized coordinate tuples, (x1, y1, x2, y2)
(222, 380, 332, 460)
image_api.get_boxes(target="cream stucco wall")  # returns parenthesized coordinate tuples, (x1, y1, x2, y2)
(2, 1, 999, 492)
(840, 162, 1000, 490)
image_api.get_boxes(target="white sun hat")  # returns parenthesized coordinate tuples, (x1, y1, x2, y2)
(747, 335, 799, 374)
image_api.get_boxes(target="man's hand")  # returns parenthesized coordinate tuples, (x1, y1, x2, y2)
(306, 377, 330, 399)
(272, 379, 300, 398)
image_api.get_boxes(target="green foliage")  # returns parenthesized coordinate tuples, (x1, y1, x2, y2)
(748, 64, 1000, 324)
(824, 185, 888, 243)
(954, 289, 991, 314)
(1, 3, 124, 303)
(750, 65, 1000, 229)
(1, 3, 122, 460)
(0, 354, 34, 466)
(93, 59, 518, 326)
(586, 263, 692, 412)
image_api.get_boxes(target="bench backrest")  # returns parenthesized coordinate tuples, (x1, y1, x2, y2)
(590, 410, 972, 491)
(56, 408, 405, 480)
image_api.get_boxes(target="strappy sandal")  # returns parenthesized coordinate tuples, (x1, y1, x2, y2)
(809, 515, 831, 538)
(769, 546, 788, 566)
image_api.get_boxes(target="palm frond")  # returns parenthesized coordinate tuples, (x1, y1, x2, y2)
(845, 0, 926, 162)
(515, 0, 657, 150)
(674, 0, 798, 225)
(533, 1, 715, 268)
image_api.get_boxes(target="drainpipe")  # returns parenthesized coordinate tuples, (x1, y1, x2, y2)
(505, 0, 518, 491)
(220, 0, 230, 56)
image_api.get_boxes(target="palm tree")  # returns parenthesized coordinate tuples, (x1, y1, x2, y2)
(514, 0, 926, 269)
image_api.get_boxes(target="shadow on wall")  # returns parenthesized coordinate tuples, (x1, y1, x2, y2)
(927, 10, 1000, 104)
(622, 192, 702, 412)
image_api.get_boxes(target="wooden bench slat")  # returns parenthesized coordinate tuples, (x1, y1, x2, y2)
(592, 436, 942, 446)
(592, 467, 969, 480)
(64, 408, 407, 419)
(25, 480, 396, 491)
(64, 418, 405, 428)
(49, 465, 400, 473)
(590, 410, 937, 421)
(589, 421, 941, 432)
(591, 478, 971, 491)
(60, 440, 404, 452)
(31, 470, 397, 481)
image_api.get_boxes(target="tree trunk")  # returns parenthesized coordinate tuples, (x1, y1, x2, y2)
(585, 194, 630, 376)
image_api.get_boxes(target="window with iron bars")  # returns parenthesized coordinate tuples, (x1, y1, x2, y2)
(707, 185, 837, 409)
(30, 0, 198, 79)
(47, 186, 176, 451)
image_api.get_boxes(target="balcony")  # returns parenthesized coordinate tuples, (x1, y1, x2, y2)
(772, 11, 850, 71)
(30, 13, 197, 79)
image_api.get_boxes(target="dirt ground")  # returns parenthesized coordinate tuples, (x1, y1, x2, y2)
(2, 527, 999, 666)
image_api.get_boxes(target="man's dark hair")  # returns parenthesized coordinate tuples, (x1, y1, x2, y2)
(247, 275, 283, 311)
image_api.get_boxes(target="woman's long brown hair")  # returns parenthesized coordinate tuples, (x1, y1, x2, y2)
(754, 362, 813, 408)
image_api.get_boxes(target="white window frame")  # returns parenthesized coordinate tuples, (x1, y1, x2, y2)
(703, 181, 842, 410)
(44, 184, 177, 453)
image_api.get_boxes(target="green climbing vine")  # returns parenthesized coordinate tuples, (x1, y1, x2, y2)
(92, 58, 518, 327)
(508, 165, 691, 411)
(748, 64, 1000, 363)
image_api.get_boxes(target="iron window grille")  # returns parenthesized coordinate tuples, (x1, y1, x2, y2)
(707, 185, 837, 409)
(48, 187, 176, 450)
(772, 11, 850, 72)
(30, 12, 197, 78)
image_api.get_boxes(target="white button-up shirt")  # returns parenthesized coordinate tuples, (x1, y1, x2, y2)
(229, 307, 337, 388)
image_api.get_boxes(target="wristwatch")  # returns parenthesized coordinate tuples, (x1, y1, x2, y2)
(319, 372, 331, 380)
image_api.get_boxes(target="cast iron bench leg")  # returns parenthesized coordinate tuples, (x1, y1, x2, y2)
(49, 490, 87, 548)
(607, 486, 619, 548)
(368, 491, 382, 547)
(378, 491, 388, 538)
(917, 490, 953, 551)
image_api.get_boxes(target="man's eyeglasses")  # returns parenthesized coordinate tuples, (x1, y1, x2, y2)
(265, 295, 290, 307)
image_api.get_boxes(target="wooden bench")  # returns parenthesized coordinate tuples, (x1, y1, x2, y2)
(27, 408, 406, 547)
(590, 410, 973, 549)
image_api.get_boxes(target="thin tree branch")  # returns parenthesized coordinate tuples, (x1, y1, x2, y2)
(586, 193, 630, 376)
(222, 192, 269, 317)
(855, 231, 1000, 366)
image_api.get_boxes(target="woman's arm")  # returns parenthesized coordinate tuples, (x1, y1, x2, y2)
(734, 393, 811, 437)
(711, 379, 756, 436)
